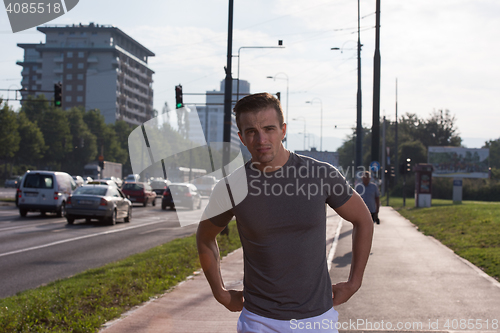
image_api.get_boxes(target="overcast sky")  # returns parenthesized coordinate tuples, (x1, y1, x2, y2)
(1, 0, 499, 153)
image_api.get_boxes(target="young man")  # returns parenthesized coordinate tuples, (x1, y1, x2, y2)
(197, 93, 374, 332)
(355, 171, 380, 224)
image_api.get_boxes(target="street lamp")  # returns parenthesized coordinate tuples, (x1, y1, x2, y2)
(267, 73, 289, 148)
(305, 98, 323, 151)
(331, 0, 363, 176)
(293, 117, 306, 150)
(236, 42, 285, 101)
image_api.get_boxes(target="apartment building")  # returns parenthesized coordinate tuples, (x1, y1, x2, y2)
(17, 23, 155, 126)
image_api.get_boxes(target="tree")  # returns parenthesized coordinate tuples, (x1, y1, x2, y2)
(38, 106, 72, 170)
(63, 107, 98, 175)
(21, 94, 51, 125)
(0, 101, 20, 177)
(15, 111, 46, 169)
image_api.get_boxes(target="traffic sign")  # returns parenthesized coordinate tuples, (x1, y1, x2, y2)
(98, 155, 104, 162)
(370, 161, 381, 172)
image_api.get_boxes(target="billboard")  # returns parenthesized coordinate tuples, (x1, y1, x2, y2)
(428, 147, 489, 178)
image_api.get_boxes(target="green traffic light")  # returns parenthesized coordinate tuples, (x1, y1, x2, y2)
(55, 101, 61, 106)
(176, 103, 182, 108)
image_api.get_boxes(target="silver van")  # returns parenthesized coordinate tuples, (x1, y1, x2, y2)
(18, 171, 76, 217)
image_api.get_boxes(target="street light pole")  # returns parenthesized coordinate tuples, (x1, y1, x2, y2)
(267, 73, 289, 148)
(355, 0, 363, 177)
(305, 98, 323, 151)
(293, 117, 306, 150)
(236, 43, 284, 101)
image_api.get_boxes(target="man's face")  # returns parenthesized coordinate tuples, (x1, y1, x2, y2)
(362, 175, 370, 186)
(238, 107, 286, 166)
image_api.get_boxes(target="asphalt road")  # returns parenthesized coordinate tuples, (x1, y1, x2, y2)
(0, 198, 205, 299)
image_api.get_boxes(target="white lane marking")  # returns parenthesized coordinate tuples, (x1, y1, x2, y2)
(327, 216, 344, 272)
(0, 218, 182, 258)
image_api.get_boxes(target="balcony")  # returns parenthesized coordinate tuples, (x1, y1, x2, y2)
(53, 67, 63, 74)
(87, 57, 98, 63)
(53, 57, 63, 62)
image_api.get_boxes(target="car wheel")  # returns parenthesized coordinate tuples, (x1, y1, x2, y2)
(56, 202, 66, 218)
(124, 207, 132, 223)
(161, 204, 166, 210)
(107, 210, 117, 225)
(19, 209, 27, 217)
(66, 216, 75, 224)
(143, 200, 147, 207)
(152, 198, 156, 206)
(189, 201, 194, 210)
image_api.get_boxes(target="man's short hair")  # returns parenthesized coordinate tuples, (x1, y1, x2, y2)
(363, 171, 371, 178)
(233, 92, 284, 132)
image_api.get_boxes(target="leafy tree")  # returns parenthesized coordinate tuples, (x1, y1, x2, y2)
(63, 107, 98, 175)
(15, 111, 46, 169)
(38, 106, 72, 170)
(0, 101, 20, 177)
(21, 94, 51, 125)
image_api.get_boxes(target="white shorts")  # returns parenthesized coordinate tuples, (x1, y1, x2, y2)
(237, 307, 339, 333)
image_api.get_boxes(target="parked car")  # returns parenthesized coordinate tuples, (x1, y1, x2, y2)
(72, 175, 85, 187)
(191, 175, 217, 196)
(87, 179, 119, 187)
(124, 174, 140, 183)
(150, 178, 172, 197)
(65, 185, 132, 225)
(162, 183, 202, 210)
(5, 175, 22, 188)
(121, 182, 156, 207)
(18, 170, 76, 217)
(83, 176, 93, 184)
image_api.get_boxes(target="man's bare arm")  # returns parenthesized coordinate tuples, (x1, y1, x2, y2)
(331, 192, 374, 306)
(196, 219, 243, 311)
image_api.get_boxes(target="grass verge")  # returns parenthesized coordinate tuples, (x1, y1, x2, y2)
(0, 221, 241, 332)
(385, 196, 500, 281)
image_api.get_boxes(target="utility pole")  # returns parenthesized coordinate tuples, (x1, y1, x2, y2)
(223, 0, 234, 169)
(371, 0, 381, 164)
(355, 0, 363, 179)
(395, 78, 399, 183)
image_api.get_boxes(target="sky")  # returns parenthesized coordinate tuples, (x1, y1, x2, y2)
(1, 0, 499, 154)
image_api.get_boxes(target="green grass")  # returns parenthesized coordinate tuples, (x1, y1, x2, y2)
(385, 196, 500, 281)
(0, 221, 241, 332)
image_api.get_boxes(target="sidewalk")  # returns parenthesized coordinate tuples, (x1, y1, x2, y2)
(100, 207, 500, 332)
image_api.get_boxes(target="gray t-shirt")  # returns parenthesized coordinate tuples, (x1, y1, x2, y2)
(355, 182, 379, 213)
(206, 152, 352, 320)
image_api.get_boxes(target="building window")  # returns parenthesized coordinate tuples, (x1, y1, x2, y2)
(77, 85, 83, 91)
(77, 74, 84, 80)
(66, 74, 73, 80)
(69, 32, 75, 36)
(92, 32, 97, 35)
(31, 85, 37, 90)
(58, 32, 64, 35)
(32, 75, 37, 80)
(67, 63, 73, 69)
(65, 96, 72, 102)
(78, 52, 84, 58)
(33, 65, 37, 70)
(77, 63, 84, 69)
(67, 52, 73, 58)
(77, 96, 83, 102)
(66, 85, 72, 91)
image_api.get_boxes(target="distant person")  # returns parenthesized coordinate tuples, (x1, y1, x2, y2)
(197, 92, 374, 332)
(355, 171, 380, 224)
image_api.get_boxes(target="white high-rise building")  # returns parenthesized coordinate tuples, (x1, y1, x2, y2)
(17, 23, 155, 126)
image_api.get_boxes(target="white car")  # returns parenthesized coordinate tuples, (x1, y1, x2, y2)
(18, 170, 76, 217)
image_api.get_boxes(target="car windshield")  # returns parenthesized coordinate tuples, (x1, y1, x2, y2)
(23, 174, 54, 189)
(74, 187, 108, 196)
(123, 183, 143, 191)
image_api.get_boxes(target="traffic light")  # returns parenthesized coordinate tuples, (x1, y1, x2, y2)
(54, 82, 62, 107)
(99, 160, 104, 170)
(406, 158, 412, 173)
(390, 165, 395, 178)
(175, 84, 183, 109)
